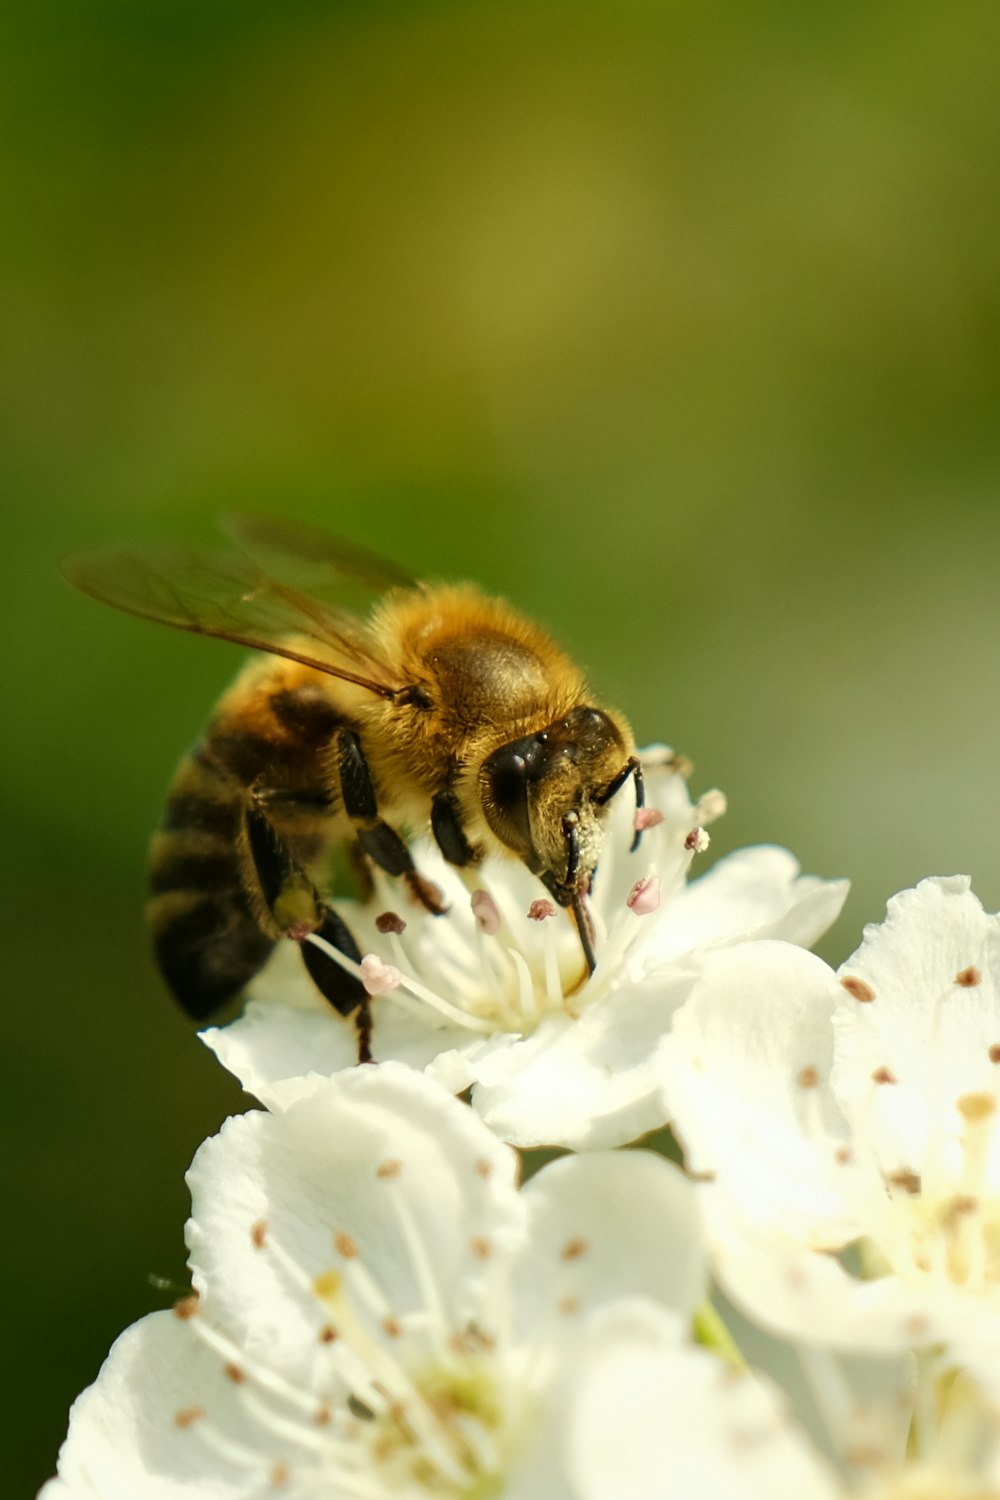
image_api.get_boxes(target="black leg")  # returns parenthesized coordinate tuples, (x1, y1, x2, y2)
(431, 789, 479, 867)
(337, 728, 447, 914)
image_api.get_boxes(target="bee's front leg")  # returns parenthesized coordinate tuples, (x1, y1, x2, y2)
(335, 729, 448, 915)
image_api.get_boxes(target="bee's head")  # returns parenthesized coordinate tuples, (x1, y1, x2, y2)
(479, 707, 636, 911)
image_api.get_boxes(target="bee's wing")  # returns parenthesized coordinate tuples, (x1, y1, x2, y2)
(222, 513, 417, 598)
(61, 544, 404, 698)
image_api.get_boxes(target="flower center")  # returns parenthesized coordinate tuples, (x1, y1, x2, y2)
(871, 1093, 1000, 1295)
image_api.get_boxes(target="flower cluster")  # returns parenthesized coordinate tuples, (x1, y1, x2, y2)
(43, 751, 1000, 1498)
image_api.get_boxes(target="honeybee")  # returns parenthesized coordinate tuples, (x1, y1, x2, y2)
(63, 516, 646, 1058)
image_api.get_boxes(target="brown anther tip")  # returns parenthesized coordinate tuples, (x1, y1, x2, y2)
(527, 898, 557, 921)
(314, 1404, 332, 1427)
(376, 1159, 403, 1179)
(955, 965, 982, 988)
(382, 1316, 402, 1339)
(376, 911, 406, 935)
(841, 976, 876, 1003)
(251, 1219, 268, 1250)
(561, 1236, 588, 1261)
(989, 1044, 1000, 1065)
(270, 1460, 291, 1487)
(334, 1231, 359, 1259)
(469, 1236, 492, 1260)
(796, 1066, 820, 1089)
(558, 1296, 580, 1317)
(224, 1363, 246, 1384)
(174, 1406, 205, 1429)
(953, 1194, 979, 1215)
(318, 1324, 338, 1345)
(173, 1294, 200, 1320)
(872, 1066, 898, 1085)
(958, 1091, 997, 1121)
(834, 1146, 853, 1166)
(887, 1169, 921, 1195)
(475, 1158, 493, 1178)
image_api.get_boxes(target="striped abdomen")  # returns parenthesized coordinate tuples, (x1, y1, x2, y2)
(147, 663, 345, 1019)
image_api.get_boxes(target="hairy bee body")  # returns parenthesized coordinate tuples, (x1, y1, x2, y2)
(148, 586, 601, 1017)
(64, 520, 642, 1027)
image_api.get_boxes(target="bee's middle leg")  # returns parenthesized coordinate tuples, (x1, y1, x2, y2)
(336, 729, 448, 915)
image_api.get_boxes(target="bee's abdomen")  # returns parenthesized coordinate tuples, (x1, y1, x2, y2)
(147, 671, 344, 1020)
(147, 757, 272, 1020)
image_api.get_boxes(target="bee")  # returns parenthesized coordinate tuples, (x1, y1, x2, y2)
(63, 515, 646, 1058)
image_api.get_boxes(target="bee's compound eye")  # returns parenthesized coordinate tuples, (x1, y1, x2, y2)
(482, 737, 543, 854)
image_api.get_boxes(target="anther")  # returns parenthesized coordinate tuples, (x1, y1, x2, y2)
(251, 1220, 268, 1250)
(958, 1092, 997, 1122)
(527, 899, 557, 921)
(561, 1236, 588, 1261)
(376, 911, 407, 935)
(270, 1460, 291, 1487)
(469, 1236, 492, 1260)
(558, 1297, 580, 1317)
(627, 876, 661, 915)
(376, 1159, 403, 1179)
(224, 1363, 246, 1384)
(796, 1066, 820, 1089)
(173, 1294, 200, 1320)
(335, 1232, 359, 1260)
(174, 1406, 205, 1429)
(633, 807, 664, 832)
(382, 1316, 402, 1339)
(989, 1044, 1000, 1064)
(471, 890, 502, 935)
(872, 1066, 898, 1085)
(887, 1169, 921, 1194)
(360, 953, 401, 996)
(842, 976, 876, 1003)
(475, 1158, 493, 1178)
(696, 789, 727, 823)
(955, 965, 982, 988)
(684, 827, 710, 853)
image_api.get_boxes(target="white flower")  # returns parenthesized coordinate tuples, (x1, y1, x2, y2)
(44, 1066, 705, 1499)
(567, 1302, 842, 1500)
(204, 751, 847, 1150)
(660, 876, 1000, 1375)
(566, 1302, 1000, 1500)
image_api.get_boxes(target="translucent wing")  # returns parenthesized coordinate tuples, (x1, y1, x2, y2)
(222, 513, 416, 599)
(61, 543, 404, 698)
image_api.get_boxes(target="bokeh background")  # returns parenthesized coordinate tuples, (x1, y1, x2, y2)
(4, 0, 999, 1489)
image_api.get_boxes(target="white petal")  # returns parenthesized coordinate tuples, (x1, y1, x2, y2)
(645, 846, 848, 969)
(202, 986, 471, 1110)
(185, 1065, 522, 1387)
(565, 1301, 840, 1500)
(661, 942, 859, 1246)
(832, 876, 1000, 1172)
(512, 1152, 706, 1343)
(702, 1188, 950, 1353)
(462, 973, 695, 1149)
(47, 1311, 273, 1499)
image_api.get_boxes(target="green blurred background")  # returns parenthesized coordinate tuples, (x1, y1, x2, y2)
(4, 0, 999, 1489)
